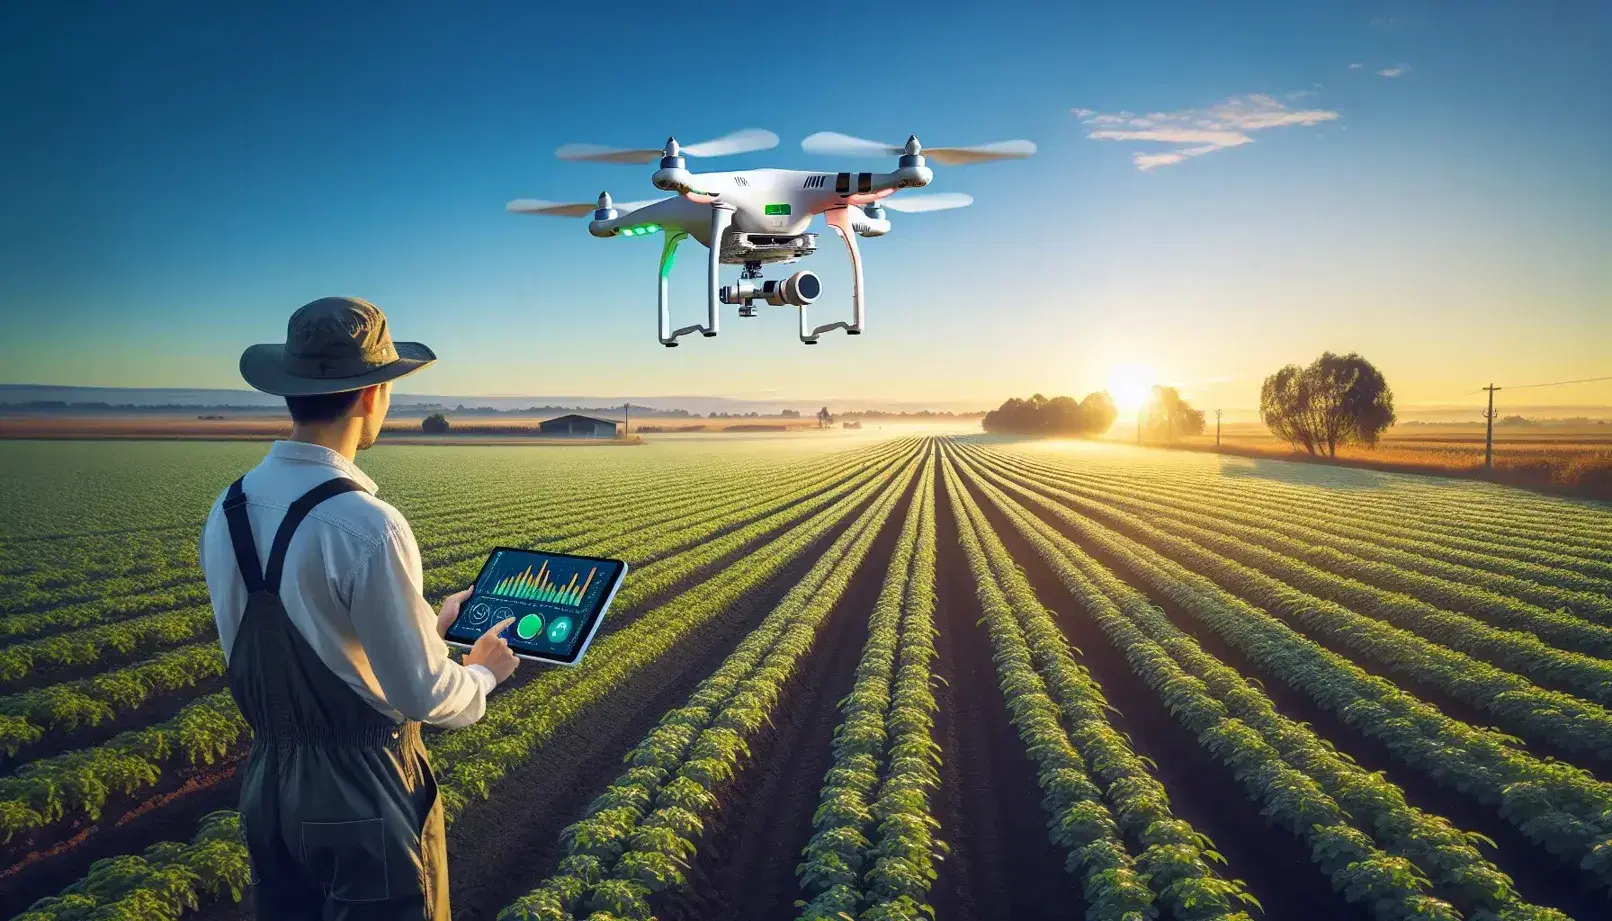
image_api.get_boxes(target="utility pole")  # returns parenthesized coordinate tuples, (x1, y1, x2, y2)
(1482, 384, 1501, 470)
(623, 402, 630, 437)
(1215, 409, 1222, 448)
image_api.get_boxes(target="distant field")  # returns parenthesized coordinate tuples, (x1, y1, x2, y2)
(0, 413, 822, 441)
(3, 435, 1611, 921)
(1159, 421, 1612, 498)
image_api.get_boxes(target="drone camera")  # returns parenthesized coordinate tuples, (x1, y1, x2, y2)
(718, 270, 820, 309)
(765, 271, 821, 307)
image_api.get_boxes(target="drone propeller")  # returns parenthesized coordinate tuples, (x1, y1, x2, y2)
(802, 132, 1036, 166)
(506, 195, 665, 217)
(555, 129, 779, 164)
(880, 192, 974, 213)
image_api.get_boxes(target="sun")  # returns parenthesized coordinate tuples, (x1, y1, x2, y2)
(1106, 363, 1156, 417)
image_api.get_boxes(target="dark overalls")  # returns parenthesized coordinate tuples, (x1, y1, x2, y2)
(222, 477, 450, 920)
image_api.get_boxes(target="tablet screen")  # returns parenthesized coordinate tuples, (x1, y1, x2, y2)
(445, 547, 626, 665)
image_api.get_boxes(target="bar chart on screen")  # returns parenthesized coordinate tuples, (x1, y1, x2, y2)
(487, 558, 597, 609)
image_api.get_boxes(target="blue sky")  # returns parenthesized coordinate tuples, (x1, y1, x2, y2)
(1, 0, 1607, 412)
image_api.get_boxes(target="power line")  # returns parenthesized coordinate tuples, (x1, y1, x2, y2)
(1498, 374, 1612, 391)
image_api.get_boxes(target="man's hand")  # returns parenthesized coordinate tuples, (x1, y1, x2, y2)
(466, 617, 520, 683)
(436, 589, 473, 638)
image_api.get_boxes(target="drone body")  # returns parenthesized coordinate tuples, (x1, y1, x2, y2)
(507, 130, 1033, 345)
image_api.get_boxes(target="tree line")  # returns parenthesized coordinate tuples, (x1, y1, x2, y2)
(982, 350, 1398, 457)
(982, 392, 1118, 436)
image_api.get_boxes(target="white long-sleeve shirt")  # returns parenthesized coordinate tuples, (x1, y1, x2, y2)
(200, 439, 494, 728)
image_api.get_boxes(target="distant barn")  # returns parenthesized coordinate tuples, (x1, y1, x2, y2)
(538, 413, 620, 438)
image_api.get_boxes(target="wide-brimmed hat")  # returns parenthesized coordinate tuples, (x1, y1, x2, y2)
(240, 297, 436, 397)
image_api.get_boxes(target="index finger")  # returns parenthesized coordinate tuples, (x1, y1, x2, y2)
(487, 617, 516, 636)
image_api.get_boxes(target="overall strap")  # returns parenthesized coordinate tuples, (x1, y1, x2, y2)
(223, 477, 264, 593)
(263, 478, 367, 593)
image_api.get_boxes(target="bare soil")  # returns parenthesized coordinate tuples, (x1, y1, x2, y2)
(928, 486, 1080, 921)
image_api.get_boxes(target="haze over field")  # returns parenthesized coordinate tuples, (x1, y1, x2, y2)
(1, 1, 1607, 416)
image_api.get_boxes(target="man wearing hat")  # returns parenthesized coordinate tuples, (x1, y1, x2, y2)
(199, 297, 519, 920)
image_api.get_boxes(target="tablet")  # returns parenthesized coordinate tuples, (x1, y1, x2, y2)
(444, 547, 626, 667)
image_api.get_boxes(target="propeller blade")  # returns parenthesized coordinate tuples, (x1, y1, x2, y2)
(554, 144, 664, 165)
(801, 131, 902, 158)
(556, 129, 778, 164)
(922, 140, 1037, 165)
(803, 132, 1037, 165)
(881, 192, 975, 213)
(506, 197, 668, 217)
(681, 128, 779, 158)
(505, 199, 599, 217)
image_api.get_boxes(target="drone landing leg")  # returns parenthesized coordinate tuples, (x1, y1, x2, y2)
(705, 206, 733, 338)
(798, 208, 866, 345)
(657, 230, 691, 347)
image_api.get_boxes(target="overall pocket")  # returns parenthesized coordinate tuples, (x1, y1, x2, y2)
(301, 817, 390, 902)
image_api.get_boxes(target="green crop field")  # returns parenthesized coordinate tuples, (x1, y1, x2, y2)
(2, 434, 1611, 921)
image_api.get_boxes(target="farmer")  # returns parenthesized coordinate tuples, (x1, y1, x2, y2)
(199, 296, 519, 920)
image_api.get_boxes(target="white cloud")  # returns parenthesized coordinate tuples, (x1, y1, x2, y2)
(1377, 64, 1411, 77)
(1074, 93, 1340, 170)
(1348, 62, 1365, 70)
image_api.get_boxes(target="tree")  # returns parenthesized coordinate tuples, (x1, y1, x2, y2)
(817, 406, 834, 428)
(421, 412, 450, 434)
(980, 391, 1116, 436)
(1079, 391, 1117, 436)
(1140, 386, 1205, 441)
(1260, 351, 1395, 457)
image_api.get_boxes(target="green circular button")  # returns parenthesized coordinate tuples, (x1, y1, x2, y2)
(516, 614, 544, 640)
(547, 616, 573, 643)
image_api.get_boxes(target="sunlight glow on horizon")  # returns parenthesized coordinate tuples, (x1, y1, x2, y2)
(1106, 363, 1157, 417)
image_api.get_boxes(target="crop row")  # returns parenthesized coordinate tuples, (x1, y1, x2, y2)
(0, 442, 913, 687)
(16, 443, 923, 919)
(498, 454, 921, 921)
(968, 447, 1612, 760)
(1114, 457, 1612, 572)
(942, 453, 1259, 921)
(0, 445, 763, 581)
(959, 446, 1612, 887)
(0, 435, 910, 613)
(12, 809, 249, 921)
(995, 454, 1612, 677)
(796, 449, 941, 921)
(432, 442, 921, 819)
(0, 692, 245, 844)
(0, 444, 919, 846)
(1205, 456, 1612, 544)
(0, 441, 897, 636)
(1022, 455, 1612, 617)
(953, 446, 1569, 920)
(0, 462, 588, 601)
(0, 640, 225, 756)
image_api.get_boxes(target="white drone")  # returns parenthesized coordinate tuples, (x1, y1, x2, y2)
(506, 129, 1035, 346)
